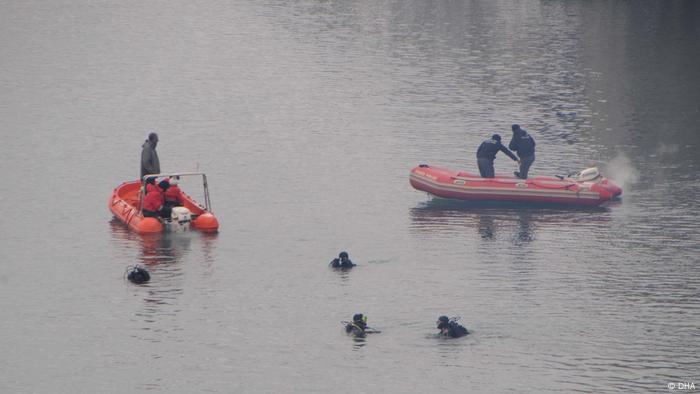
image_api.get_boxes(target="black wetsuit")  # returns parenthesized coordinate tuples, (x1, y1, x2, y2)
(509, 129, 536, 179)
(476, 139, 518, 178)
(442, 321, 469, 338)
(346, 322, 366, 338)
(127, 266, 151, 284)
(330, 258, 355, 269)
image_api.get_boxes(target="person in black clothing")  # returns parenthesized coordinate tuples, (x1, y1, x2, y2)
(346, 313, 368, 337)
(508, 124, 536, 179)
(140, 132, 160, 179)
(329, 251, 355, 269)
(476, 134, 519, 178)
(345, 313, 380, 338)
(436, 316, 469, 338)
(126, 265, 151, 284)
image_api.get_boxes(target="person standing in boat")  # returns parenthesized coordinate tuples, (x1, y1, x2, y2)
(142, 179, 172, 219)
(140, 132, 160, 179)
(476, 134, 519, 178)
(508, 124, 536, 179)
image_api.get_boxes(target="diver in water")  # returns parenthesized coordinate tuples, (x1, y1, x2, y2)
(345, 313, 380, 338)
(126, 265, 151, 284)
(329, 251, 355, 269)
(436, 316, 469, 338)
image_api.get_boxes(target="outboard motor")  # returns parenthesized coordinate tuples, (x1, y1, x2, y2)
(170, 206, 192, 232)
(568, 167, 623, 199)
(575, 167, 602, 182)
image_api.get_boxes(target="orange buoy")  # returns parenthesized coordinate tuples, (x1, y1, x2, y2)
(193, 212, 219, 233)
(139, 217, 164, 233)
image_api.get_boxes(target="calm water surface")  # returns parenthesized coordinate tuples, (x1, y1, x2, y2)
(1, 1, 699, 393)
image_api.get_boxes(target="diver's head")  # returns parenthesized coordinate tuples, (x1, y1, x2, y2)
(437, 315, 449, 329)
(353, 313, 367, 327)
(339, 251, 349, 259)
(158, 179, 170, 191)
(127, 265, 150, 284)
(492, 134, 501, 142)
(511, 124, 520, 133)
(146, 176, 156, 185)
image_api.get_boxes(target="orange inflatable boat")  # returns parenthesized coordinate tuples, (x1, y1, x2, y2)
(109, 172, 219, 234)
(410, 164, 622, 206)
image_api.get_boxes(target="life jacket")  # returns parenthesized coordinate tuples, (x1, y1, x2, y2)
(143, 187, 165, 212)
(164, 185, 183, 205)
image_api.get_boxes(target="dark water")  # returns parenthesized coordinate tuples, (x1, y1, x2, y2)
(1, 1, 699, 393)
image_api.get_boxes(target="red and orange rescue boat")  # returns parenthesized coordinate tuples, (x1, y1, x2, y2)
(109, 172, 219, 234)
(410, 165, 622, 206)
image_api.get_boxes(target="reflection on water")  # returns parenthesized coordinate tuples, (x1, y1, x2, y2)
(351, 336, 366, 350)
(435, 335, 472, 368)
(409, 198, 611, 242)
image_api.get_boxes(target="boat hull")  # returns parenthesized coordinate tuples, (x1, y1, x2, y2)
(410, 165, 621, 206)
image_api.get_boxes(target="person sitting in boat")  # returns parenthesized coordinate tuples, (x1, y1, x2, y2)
(329, 251, 355, 269)
(436, 316, 469, 338)
(142, 179, 172, 219)
(345, 313, 380, 338)
(143, 176, 158, 194)
(508, 124, 536, 179)
(476, 134, 519, 178)
(164, 176, 184, 208)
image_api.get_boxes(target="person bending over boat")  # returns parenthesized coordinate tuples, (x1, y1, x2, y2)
(436, 316, 469, 338)
(476, 134, 519, 178)
(164, 176, 184, 208)
(345, 313, 380, 338)
(140, 132, 160, 179)
(142, 179, 172, 219)
(508, 124, 536, 179)
(329, 251, 355, 269)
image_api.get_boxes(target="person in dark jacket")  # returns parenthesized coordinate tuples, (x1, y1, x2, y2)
(436, 316, 469, 338)
(329, 251, 355, 269)
(140, 132, 160, 179)
(508, 124, 536, 179)
(476, 134, 519, 178)
(126, 265, 151, 284)
(142, 179, 172, 218)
